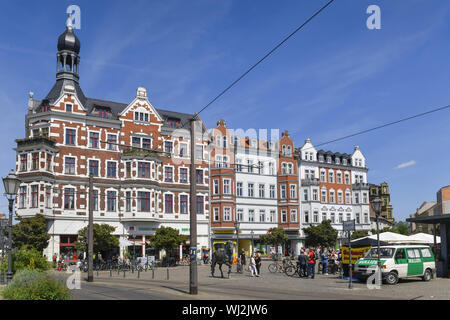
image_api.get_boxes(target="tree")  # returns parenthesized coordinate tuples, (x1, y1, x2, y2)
(149, 226, 187, 258)
(75, 224, 119, 255)
(303, 220, 338, 248)
(258, 227, 288, 253)
(395, 221, 410, 235)
(351, 230, 369, 240)
(12, 214, 50, 252)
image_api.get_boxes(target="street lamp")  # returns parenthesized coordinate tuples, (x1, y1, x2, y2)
(2, 169, 21, 284)
(234, 220, 240, 272)
(371, 197, 383, 280)
(0, 217, 7, 284)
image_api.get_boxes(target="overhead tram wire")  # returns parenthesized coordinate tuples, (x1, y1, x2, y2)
(179, 0, 336, 128)
(300, 103, 450, 152)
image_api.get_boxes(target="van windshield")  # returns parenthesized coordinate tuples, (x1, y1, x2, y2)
(364, 247, 395, 259)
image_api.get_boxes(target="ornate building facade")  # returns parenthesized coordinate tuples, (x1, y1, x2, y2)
(15, 24, 210, 261)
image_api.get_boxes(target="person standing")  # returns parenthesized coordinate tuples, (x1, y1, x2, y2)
(250, 254, 259, 277)
(239, 249, 246, 270)
(298, 250, 307, 277)
(255, 253, 262, 276)
(307, 248, 316, 279)
(321, 249, 328, 275)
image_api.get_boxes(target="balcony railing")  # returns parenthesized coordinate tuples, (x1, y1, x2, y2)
(301, 178, 320, 186)
(352, 182, 370, 190)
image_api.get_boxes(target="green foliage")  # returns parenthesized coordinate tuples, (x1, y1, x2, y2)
(258, 227, 288, 250)
(1, 248, 50, 273)
(1, 269, 71, 300)
(351, 230, 369, 240)
(371, 222, 410, 236)
(303, 220, 338, 248)
(11, 214, 50, 252)
(75, 224, 119, 254)
(149, 226, 188, 254)
(395, 221, 410, 235)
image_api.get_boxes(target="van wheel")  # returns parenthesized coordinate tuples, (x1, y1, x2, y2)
(422, 269, 432, 282)
(385, 271, 398, 285)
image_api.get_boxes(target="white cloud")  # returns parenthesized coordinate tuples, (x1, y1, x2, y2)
(395, 160, 416, 170)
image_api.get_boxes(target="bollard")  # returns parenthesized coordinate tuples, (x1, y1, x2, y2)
(97, 269, 99, 277)
(123, 269, 126, 278)
(152, 266, 155, 279)
(166, 267, 169, 280)
(110, 268, 112, 277)
(132, 265, 134, 274)
(137, 269, 140, 279)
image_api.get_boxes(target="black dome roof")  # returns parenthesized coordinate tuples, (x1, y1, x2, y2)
(57, 26, 80, 54)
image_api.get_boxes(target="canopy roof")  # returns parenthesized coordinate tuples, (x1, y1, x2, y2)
(349, 231, 441, 246)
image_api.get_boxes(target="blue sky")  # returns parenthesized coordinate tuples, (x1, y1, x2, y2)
(0, 0, 449, 222)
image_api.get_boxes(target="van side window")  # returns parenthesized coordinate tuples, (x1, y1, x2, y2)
(420, 248, 432, 258)
(395, 249, 406, 259)
(406, 248, 417, 258)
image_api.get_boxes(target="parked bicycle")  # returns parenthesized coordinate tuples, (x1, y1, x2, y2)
(268, 257, 293, 274)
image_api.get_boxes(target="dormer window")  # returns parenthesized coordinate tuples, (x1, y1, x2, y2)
(335, 157, 340, 165)
(95, 107, 111, 119)
(327, 156, 332, 163)
(319, 155, 324, 162)
(250, 139, 257, 148)
(167, 118, 180, 128)
(342, 158, 347, 165)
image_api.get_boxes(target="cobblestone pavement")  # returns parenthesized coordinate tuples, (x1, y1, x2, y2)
(51, 263, 450, 300)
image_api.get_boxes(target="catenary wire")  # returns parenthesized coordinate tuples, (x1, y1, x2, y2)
(179, 0, 336, 128)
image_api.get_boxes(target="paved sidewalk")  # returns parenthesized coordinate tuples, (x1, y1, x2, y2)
(51, 263, 450, 300)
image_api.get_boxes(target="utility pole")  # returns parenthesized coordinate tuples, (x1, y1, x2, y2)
(87, 173, 94, 282)
(189, 117, 198, 295)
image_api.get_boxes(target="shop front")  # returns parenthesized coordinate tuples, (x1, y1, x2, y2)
(59, 235, 78, 261)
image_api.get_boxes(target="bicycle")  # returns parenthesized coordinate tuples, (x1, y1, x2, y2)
(284, 263, 300, 277)
(268, 258, 292, 273)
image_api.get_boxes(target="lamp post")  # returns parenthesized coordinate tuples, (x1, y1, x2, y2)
(234, 220, 240, 272)
(371, 197, 383, 281)
(0, 217, 7, 284)
(2, 170, 21, 284)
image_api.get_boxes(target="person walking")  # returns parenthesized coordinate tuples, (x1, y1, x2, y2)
(307, 248, 316, 279)
(321, 249, 328, 275)
(255, 253, 262, 276)
(250, 254, 259, 277)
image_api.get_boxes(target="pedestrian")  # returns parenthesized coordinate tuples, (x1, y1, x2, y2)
(250, 254, 259, 277)
(239, 249, 246, 269)
(307, 248, 316, 279)
(298, 250, 307, 277)
(255, 253, 262, 276)
(321, 249, 328, 275)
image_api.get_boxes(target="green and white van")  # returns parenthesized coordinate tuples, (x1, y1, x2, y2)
(354, 245, 436, 285)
